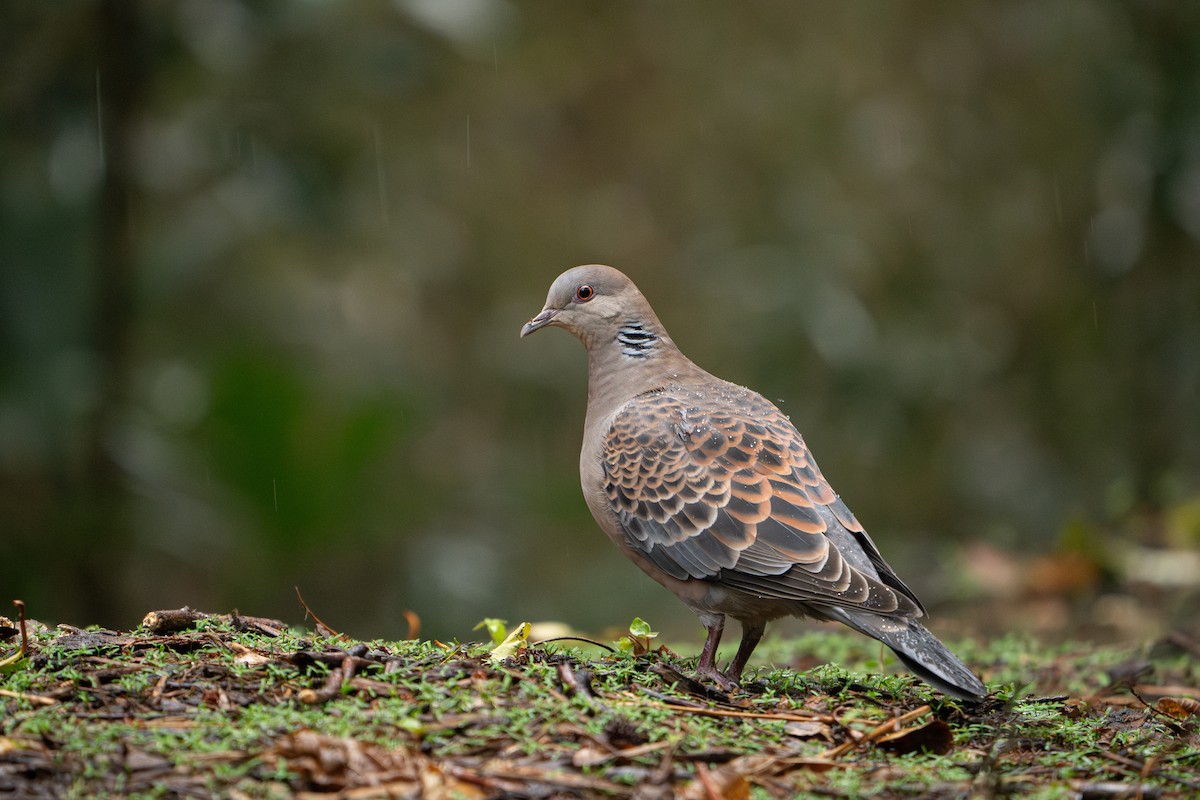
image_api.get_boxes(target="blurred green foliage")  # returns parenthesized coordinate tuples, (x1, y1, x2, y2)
(2, 2, 1198, 639)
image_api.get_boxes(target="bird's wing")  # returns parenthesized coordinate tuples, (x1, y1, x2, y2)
(602, 386, 925, 617)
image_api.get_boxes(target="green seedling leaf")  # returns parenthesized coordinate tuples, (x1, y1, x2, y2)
(487, 621, 530, 665)
(616, 616, 659, 655)
(474, 618, 509, 646)
(0, 655, 27, 674)
(629, 617, 656, 639)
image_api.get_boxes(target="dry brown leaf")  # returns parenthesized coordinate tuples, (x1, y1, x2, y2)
(784, 720, 831, 740)
(271, 729, 420, 790)
(776, 757, 842, 774)
(419, 762, 487, 800)
(1157, 696, 1200, 719)
(681, 763, 751, 800)
(571, 744, 612, 768)
(226, 640, 273, 667)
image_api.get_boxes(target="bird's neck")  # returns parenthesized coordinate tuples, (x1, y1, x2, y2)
(582, 319, 698, 435)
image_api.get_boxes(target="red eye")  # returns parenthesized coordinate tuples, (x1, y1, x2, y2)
(575, 284, 595, 302)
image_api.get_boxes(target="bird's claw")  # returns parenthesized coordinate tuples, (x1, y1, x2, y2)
(695, 665, 740, 693)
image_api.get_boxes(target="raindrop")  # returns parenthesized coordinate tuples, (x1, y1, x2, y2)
(95, 68, 104, 160)
(373, 122, 390, 225)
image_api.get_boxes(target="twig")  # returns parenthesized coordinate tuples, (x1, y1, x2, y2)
(617, 691, 833, 723)
(557, 660, 597, 700)
(498, 664, 573, 705)
(232, 614, 289, 637)
(141, 607, 289, 637)
(473, 762, 631, 794)
(294, 586, 346, 640)
(1097, 749, 1200, 791)
(820, 704, 932, 760)
(650, 662, 730, 701)
(694, 762, 724, 800)
(142, 607, 209, 634)
(1073, 781, 1162, 799)
(533, 635, 616, 653)
(298, 654, 357, 704)
(630, 683, 707, 708)
(0, 599, 29, 669)
(1128, 686, 1190, 735)
(0, 688, 56, 706)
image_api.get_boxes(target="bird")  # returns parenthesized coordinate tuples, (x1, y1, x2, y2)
(520, 264, 988, 702)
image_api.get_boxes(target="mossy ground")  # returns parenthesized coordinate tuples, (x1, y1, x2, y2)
(1, 612, 1198, 798)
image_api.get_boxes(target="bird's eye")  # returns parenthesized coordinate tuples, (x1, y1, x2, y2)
(575, 284, 595, 302)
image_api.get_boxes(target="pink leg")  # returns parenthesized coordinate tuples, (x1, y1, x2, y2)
(723, 622, 765, 683)
(694, 616, 739, 691)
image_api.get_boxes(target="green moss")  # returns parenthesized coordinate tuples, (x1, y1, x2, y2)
(3, 624, 1197, 797)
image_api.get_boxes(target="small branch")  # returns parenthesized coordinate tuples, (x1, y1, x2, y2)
(821, 704, 932, 760)
(0, 688, 56, 706)
(0, 600, 30, 669)
(294, 586, 346, 640)
(141, 607, 209, 634)
(694, 762, 724, 800)
(532, 635, 616, 653)
(618, 690, 834, 723)
(1128, 686, 1190, 735)
(1097, 749, 1200, 792)
(557, 660, 597, 700)
(141, 607, 288, 637)
(298, 655, 357, 705)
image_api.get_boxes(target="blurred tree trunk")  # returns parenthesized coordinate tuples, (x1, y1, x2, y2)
(77, 0, 144, 625)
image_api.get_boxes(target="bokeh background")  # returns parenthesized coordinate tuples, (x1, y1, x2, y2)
(3, 2, 1198, 647)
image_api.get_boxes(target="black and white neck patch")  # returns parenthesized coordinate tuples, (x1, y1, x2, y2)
(616, 321, 658, 358)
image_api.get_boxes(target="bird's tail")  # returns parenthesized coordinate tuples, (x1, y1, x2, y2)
(827, 608, 987, 702)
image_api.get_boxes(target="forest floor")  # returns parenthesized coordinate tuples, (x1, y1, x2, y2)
(1, 604, 1199, 799)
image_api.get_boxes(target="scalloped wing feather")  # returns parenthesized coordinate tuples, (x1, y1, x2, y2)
(602, 384, 924, 617)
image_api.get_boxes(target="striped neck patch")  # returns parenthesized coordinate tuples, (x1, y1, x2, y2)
(616, 322, 657, 358)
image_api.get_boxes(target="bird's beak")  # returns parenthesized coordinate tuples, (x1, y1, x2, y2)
(520, 307, 559, 337)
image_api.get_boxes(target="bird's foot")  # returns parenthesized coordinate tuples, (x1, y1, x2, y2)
(695, 664, 740, 693)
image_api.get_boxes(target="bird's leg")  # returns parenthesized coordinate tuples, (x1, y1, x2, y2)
(723, 622, 765, 684)
(695, 614, 739, 691)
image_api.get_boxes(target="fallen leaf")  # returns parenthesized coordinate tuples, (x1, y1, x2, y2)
(1157, 696, 1200, 719)
(420, 761, 487, 800)
(681, 762, 750, 800)
(487, 622, 530, 664)
(785, 720, 832, 740)
(571, 744, 612, 768)
(271, 729, 420, 790)
(232, 649, 272, 668)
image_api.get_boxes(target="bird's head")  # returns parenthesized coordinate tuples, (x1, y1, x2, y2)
(520, 264, 647, 344)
